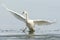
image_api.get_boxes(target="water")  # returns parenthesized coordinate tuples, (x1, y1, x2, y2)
(0, 26, 60, 40)
(0, 29, 60, 40)
(0, 34, 60, 40)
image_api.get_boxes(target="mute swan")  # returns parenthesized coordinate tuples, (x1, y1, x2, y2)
(4, 7, 55, 32)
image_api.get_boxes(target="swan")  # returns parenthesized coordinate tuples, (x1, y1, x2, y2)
(4, 7, 55, 32)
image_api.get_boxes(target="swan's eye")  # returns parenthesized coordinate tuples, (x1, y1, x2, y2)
(22, 11, 25, 15)
(22, 11, 28, 15)
(23, 12, 24, 13)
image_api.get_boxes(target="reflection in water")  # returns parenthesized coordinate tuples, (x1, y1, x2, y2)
(28, 30, 34, 34)
(27, 31, 34, 38)
(0, 29, 60, 40)
(0, 31, 60, 40)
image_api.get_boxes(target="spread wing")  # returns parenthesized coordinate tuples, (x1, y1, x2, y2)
(6, 8, 26, 22)
(33, 19, 55, 25)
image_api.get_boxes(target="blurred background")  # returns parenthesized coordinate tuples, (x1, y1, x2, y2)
(0, 0, 60, 34)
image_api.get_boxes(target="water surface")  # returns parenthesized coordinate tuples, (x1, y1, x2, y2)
(0, 29, 60, 40)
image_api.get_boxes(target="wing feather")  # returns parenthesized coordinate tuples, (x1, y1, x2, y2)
(34, 19, 55, 25)
(7, 8, 26, 22)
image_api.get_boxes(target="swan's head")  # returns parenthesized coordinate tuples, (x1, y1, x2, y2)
(22, 11, 28, 17)
(22, 11, 29, 19)
(22, 11, 28, 15)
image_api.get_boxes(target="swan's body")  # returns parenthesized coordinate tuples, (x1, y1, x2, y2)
(4, 8, 55, 32)
(26, 20, 35, 31)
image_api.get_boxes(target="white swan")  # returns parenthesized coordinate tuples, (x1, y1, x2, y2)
(4, 7, 55, 32)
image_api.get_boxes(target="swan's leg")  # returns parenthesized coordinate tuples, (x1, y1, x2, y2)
(29, 28, 35, 32)
(23, 27, 27, 32)
(28, 26, 35, 32)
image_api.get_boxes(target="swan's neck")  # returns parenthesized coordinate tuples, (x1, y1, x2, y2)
(26, 13, 28, 21)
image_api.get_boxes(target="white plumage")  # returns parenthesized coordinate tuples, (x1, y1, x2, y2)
(4, 7, 55, 32)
